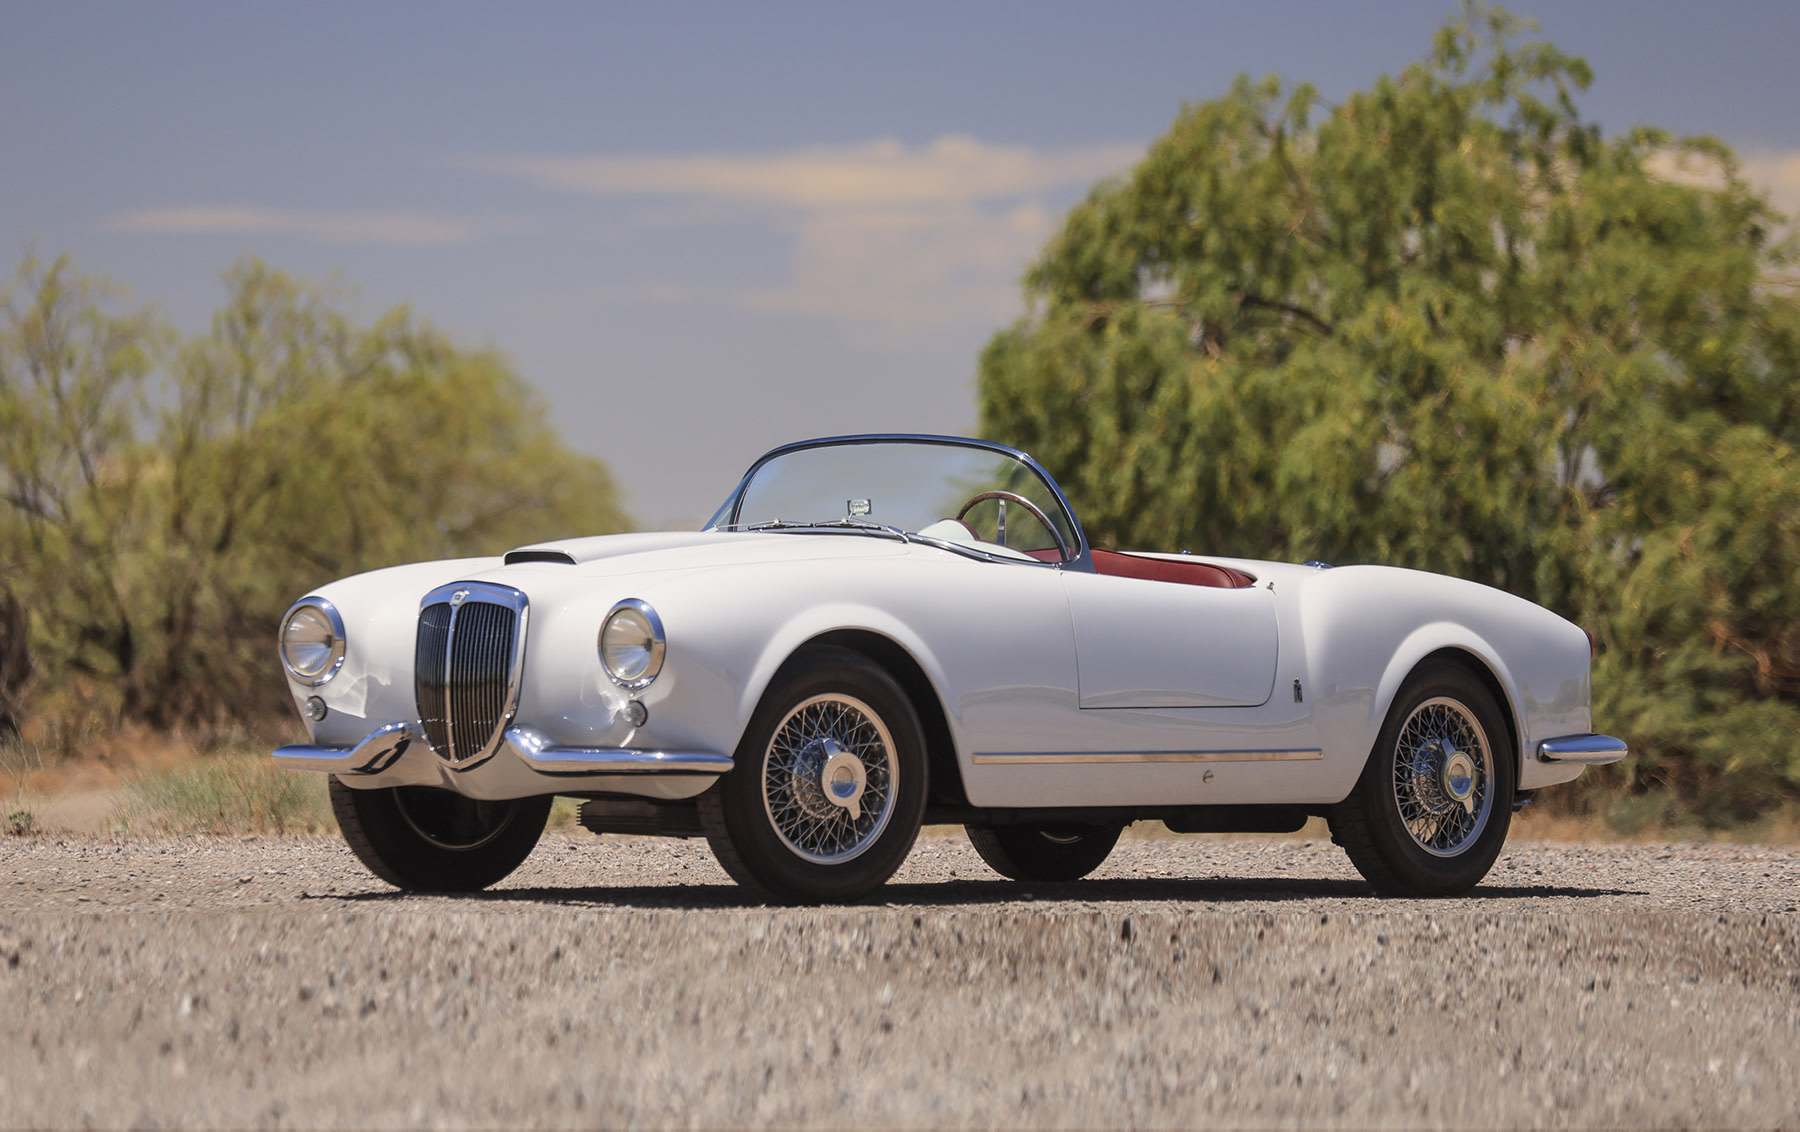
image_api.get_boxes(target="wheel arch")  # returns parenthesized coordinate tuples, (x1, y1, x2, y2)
(1401, 646, 1524, 796)
(772, 628, 968, 809)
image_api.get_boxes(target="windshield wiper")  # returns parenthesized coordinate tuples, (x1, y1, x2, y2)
(743, 518, 911, 543)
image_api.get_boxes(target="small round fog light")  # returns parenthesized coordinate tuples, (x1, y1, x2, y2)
(623, 700, 649, 728)
(304, 696, 328, 722)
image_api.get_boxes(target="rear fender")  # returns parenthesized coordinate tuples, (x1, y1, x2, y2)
(1368, 626, 1525, 776)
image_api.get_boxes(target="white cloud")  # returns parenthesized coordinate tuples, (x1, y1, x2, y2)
(471, 136, 1142, 337)
(105, 206, 496, 246)
(1647, 148, 1800, 222)
(469, 135, 1140, 211)
(740, 202, 1056, 341)
(1742, 151, 1800, 220)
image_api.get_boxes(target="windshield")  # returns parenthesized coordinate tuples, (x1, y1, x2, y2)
(709, 437, 1081, 563)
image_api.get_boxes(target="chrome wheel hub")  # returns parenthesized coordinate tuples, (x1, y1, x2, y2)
(789, 737, 869, 822)
(762, 694, 896, 865)
(1441, 747, 1477, 812)
(1392, 697, 1494, 858)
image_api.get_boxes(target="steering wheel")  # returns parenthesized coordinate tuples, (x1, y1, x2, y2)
(954, 491, 1070, 561)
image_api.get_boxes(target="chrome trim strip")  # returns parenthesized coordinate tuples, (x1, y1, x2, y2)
(971, 749, 1324, 765)
(504, 725, 733, 776)
(1537, 733, 1629, 765)
(272, 720, 416, 774)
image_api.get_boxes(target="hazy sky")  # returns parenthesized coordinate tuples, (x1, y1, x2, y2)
(6, 1, 1798, 528)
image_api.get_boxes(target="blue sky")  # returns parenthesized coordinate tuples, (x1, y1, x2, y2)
(5, 1, 1798, 527)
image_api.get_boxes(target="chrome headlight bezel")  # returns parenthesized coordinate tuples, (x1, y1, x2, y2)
(599, 598, 665, 690)
(280, 597, 347, 687)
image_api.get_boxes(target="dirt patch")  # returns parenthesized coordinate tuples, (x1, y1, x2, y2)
(23, 787, 123, 834)
(0, 834, 1795, 1128)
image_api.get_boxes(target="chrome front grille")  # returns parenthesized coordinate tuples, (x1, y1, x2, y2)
(414, 583, 528, 765)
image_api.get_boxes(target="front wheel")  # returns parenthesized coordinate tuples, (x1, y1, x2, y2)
(1329, 661, 1514, 896)
(329, 778, 551, 892)
(966, 822, 1123, 882)
(699, 646, 928, 904)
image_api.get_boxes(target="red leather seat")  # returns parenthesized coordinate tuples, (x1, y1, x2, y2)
(1090, 548, 1255, 589)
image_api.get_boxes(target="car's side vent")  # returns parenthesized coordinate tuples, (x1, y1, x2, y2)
(414, 582, 529, 767)
(504, 549, 577, 565)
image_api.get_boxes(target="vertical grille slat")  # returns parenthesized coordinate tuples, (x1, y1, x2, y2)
(416, 602, 453, 758)
(413, 585, 525, 766)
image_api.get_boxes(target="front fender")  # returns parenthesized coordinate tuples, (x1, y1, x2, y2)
(737, 603, 952, 734)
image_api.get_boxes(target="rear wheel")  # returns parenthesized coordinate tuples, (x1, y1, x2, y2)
(329, 778, 551, 892)
(700, 646, 927, 904)
(1329, 661, 1514, 896)
(966, 822, 1123, 882)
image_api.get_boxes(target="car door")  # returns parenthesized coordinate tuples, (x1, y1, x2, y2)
(1061, 569, 1278, 708)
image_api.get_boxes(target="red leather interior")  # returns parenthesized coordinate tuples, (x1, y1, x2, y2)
(1091, 548, 1255, 589)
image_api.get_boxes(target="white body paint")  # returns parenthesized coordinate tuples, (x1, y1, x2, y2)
(280, 523, 1600, 806)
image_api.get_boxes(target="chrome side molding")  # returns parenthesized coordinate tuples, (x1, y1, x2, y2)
(971, 748, 1323, 765)
(1537, 734, 1629, 765)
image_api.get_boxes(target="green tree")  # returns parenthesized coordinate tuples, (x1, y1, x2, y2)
(0, 257, 630, 735)
(978, 5, 1800, 825)
(0, 255, 163, 738)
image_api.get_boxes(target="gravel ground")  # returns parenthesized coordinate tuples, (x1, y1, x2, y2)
(1, 830, 1797, 1129)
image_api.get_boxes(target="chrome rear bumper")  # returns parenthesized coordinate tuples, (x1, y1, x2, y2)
(1537, 733, 1629, 765)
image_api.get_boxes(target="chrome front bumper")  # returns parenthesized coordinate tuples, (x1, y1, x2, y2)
(1537, 733, 1629, 766)
(499, 725, 734, 776)
(273, 721, 734, 800)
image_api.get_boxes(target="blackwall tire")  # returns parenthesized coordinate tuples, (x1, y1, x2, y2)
(1329, 660, 1514, 897)
(966, 822, 1123, 882)
(329, 777, 551, 892)
(699, 646, 927, 904)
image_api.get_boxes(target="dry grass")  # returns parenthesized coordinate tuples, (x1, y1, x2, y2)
(1511, 800, 1800, 845)
(117, 758, 585, 837)
(1, 737, 49, 835)
(118, 752, 336, 835)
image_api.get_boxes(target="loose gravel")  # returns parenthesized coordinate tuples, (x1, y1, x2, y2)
(1, 830, 1797, 1129)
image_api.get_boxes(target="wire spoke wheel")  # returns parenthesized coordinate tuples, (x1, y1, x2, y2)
(965, 821, 1124, 882)
(700, 645, 928, 903)
(328, 778, 550, 892)
(761, 693, 897, 864)
(392, 787, 517, 852)
(1329, 661, 1515, 897)
(1390, 696, 1494, 857)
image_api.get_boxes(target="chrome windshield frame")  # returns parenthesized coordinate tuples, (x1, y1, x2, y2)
(705, 433, 1094, 571)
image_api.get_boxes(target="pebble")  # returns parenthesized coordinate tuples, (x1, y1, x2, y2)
(0, 831, 1795, 1128)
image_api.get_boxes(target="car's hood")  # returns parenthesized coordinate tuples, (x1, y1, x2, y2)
(505, 530, 730, 565)
(495, 529, 912, 582)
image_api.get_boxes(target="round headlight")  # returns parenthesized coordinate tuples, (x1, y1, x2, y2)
(600, 599, 665, 689)
(280, 599, 346, 686)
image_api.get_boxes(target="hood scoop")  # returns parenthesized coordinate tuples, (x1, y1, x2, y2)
(501, 531, 727, 568)
(504, 549, 577, 566)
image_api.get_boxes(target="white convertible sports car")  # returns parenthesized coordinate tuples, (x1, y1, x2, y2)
(274, 434, 1625, 901)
